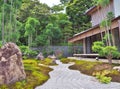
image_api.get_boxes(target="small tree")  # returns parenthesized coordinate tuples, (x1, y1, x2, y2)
(92, 41, 120, 65)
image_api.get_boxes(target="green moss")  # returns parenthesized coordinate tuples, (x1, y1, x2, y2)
(0, 85, 8, 89)
(39, 58, 57, 65)
(0, 59, 52, 89)
(60, 58, 75, 63)
(61, 58, 120, 83)
(39, 58, 53, 65)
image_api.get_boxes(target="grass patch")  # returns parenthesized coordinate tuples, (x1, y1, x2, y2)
(61, 58, 120, 83)
(0, 59, 52, 89)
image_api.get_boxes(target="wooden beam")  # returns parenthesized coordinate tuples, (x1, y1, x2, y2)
(118, 20, 120, 38)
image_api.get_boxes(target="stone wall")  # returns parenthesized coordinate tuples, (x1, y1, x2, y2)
(0, 42, 26, 84)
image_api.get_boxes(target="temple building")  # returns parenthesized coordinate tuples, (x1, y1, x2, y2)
(68, 0, 120, 54)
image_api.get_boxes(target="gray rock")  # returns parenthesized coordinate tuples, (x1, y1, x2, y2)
(36, 52, 44, 60)
(48, 54, 57, 63)
(113, 66, 120, 71)
(0, 42, 26, 84)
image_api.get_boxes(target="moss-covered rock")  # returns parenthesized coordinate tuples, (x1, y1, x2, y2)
(0, 59, 52, 89)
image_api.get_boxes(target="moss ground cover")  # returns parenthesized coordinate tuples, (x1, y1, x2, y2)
(39, 58, 57, 66)
(61, 58, 120, 83)
(0, 59, 53, 89)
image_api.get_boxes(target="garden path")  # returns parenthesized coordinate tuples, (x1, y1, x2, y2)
(35, 60, 120, 89)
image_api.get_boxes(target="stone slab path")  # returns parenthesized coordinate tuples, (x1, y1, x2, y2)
(35, 60, 120, 89)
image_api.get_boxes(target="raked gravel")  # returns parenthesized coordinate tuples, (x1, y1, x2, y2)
(35, 60, 120, 89)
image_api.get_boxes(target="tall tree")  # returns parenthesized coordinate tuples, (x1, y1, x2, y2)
(0, 0, 22, 44)
(51, 4, 64, 13)
(66, 0, 93, 34)
(25, 17, 39, 47)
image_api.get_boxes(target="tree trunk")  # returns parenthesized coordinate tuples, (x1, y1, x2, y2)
(9, 0, 13, 42)
(107, 56, 112, 65)
(105, 20, 111, 46)
(2, 1, 5, 45)
(108, 57, 113, 70)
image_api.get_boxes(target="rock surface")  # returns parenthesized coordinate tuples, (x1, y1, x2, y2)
(48, 54, 57, 63)
(36, 52, 44, 60)
(0, 42, 26, 84)
(113, 66, 120, 71)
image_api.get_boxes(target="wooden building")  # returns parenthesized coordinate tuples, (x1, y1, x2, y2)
(68, 0, 120, 54)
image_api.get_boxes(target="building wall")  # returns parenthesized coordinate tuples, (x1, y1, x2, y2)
(114, 0, 120, 17)
(91, 1, 114, 26)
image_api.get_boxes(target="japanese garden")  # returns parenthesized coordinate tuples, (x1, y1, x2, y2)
(0, 0, 120, 89)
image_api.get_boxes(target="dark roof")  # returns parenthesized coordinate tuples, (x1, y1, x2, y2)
(73, 24, 99, 37)
(85, 6, 97, 15)
(68, 16, 120, 41)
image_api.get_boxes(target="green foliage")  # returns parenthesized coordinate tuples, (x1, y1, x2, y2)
(19, 45, 38, 58)
(100, 76, 112, 84)
(19, 45, 29, 58)
(93, 0, 110, 7)
(0, 0, 74, 46)
(92, 41, 120, 64)
(51, 4, 64, 13)
(66, 0, 93, 34)
(27, 50, 38, 58)
(107, 12, 114, 21)
(19, 45, 29, 53)
(0, 41, 2, 48)
(102, 46, 120, 58)
(25, 17, 40, 47)
(92, 41, 104, 53)
(0, 0, 22, 44)
(93, 70, 112, 84)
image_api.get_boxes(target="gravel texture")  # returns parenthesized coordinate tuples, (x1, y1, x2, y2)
(35, 60, 120, 89)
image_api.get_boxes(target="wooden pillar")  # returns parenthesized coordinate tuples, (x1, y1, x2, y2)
(118, 20, 120, 38)
(111, 29, 115, 46)
(83, 38, 86, 54)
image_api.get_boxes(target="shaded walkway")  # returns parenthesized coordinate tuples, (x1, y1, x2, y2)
(35, 60, 120, 89)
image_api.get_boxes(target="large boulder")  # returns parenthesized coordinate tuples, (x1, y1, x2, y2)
(0, 42, 26, 84)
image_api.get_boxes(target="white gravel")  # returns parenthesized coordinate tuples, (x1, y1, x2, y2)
(35, 60, 120, 89)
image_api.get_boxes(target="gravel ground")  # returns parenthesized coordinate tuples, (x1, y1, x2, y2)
(35, 60, 120, 89)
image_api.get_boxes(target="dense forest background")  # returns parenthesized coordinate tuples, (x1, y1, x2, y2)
(0, 0, 93, 47)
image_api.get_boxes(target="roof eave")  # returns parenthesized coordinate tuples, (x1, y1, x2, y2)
(68, 16, 120, 42)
